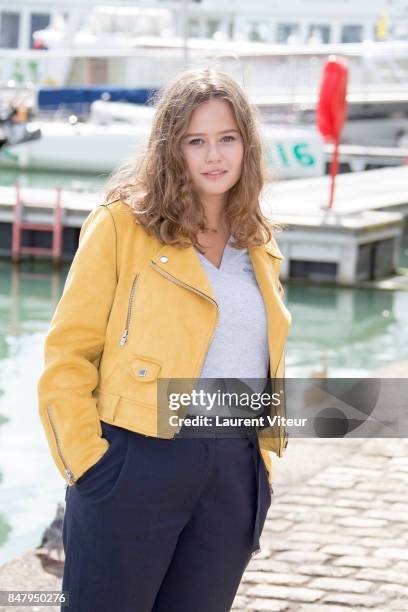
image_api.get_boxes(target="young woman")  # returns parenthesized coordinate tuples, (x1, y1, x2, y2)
(37, 67, 292, 612)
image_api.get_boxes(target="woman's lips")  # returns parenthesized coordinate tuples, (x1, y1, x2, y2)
(202, 171, 227, 180)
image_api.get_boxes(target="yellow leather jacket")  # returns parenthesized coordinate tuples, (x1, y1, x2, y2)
(37, 200, 292, 488)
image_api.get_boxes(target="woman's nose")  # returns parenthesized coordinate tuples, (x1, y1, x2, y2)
(204, 142, 223, 162)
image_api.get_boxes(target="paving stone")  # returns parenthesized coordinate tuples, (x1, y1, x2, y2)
(320, 507, 359, 517)
(332, 555, 392, 568)
(247, 599, 290, 611)
(247, 559, 293, 573)
(354, 568, 408, 585)
(261, 537, 321, 552)
(363, 509, 408, 522)
(319, 545, 367, 556)
(341, 527, 398, 538)
(243, 571, 309, 586)
(287, 532, 355, 546)
(274, 551, 331, 564)
(307, 478, 356, 489)
(322, 592, 386, 607)
(267, 504, 312, 513)
(333, 490, 376, 500)
(382, 494, 408, 503)
(290, 487, 331, 497)
(389, 457, 408, 465)
(297, 565, 354, 578)
(391, 503, 408, 511)
(387, 472, 408, 482)
(324, 466, 382, 476)
(356, 482, 407, 493)
(263, 520, 294, 532)
(395, 561, 408, 571)
(362, 440, 408, 458)
(374, 548, 408, 561)
(378, 583, 408, 596)
(231, 595, 250, 609)
(389, 457, 408, 464)
(297, 606, 368, 612)
(335, 517, 389, 528)
(246, 584, 325, 603)
(252, 547, 272, 560)
(360, 537, 407, 549)
(283, 523, 335, 534)
(331, 498, 377, 509)
(343, 456, 387, 467)
(273, 496, 332, 506)
(309, 577, 373, 594)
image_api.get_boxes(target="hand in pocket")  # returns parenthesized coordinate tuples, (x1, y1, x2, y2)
(75, 423, 129, 502)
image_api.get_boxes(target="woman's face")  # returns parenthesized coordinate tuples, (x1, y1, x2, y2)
(180, 98, 244, 203)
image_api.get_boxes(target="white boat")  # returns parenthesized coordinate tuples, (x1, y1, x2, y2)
(0, 101, 324, 178)
(2, 3, 408, 97)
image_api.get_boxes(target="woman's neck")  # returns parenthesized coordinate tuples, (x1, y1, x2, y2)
(201, 202, 228, 235)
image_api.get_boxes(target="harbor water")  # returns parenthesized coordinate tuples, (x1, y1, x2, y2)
(1, 245, 408, 564)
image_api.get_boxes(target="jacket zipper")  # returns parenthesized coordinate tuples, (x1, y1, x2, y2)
(273, 275, 288, 454)
(119, 273, 139, 347)
(273, 348, 287, 456)
(282, 352, 289, 451)
(47, 406, 75, 489)
(149, 260, 219, 436)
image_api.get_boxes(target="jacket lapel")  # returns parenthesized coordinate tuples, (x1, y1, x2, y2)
(149, 241, 216, 303)
(150, 238, 284, 296)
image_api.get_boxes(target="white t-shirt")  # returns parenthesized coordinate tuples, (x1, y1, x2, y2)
(187, 236, 269, 419)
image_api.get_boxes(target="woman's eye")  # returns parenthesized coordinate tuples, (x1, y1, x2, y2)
(188, 135, 236, 145)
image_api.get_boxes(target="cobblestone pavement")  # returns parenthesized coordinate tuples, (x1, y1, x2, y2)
(1, 437, 407, 612)
(232, 437, 408, 612)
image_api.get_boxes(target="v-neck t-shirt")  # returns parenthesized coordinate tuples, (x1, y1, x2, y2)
(187, 236, 269, 418)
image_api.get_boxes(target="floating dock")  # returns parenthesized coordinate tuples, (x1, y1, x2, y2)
(323, 144, 408, 173)
(263, 165, 408, 284)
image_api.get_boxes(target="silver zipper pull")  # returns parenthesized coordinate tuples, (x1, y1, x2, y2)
(119, 330, 128, 346)
(65, 469, 74, 489)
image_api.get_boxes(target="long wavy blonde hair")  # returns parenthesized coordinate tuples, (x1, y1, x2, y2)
(104, 67, 280, 251)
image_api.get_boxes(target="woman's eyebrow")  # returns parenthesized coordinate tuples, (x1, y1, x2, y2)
(183, 128, 240, 138)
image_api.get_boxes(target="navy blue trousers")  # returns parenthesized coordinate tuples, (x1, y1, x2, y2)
(62, 421, 272, 611)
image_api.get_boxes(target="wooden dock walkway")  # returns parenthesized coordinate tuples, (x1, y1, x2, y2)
(264, 165, 408, 219)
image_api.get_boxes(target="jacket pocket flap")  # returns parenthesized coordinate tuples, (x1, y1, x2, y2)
(129, 356, 162, 382)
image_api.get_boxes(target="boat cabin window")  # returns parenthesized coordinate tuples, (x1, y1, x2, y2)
(188, 19, 201, 38)
(30, 13, 51, 49)
(341, 24, 363, 43)
(308, 24, 331, 44)
(0, 11, 20, 49)
(277, 23, 300, 44)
